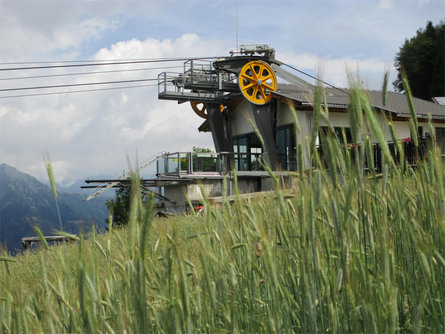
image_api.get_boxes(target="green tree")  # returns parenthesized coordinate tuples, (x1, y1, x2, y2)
(192, 146, 212, 153)
(192, 146, 216, 172)
(393, 20, 444, 100)
(106, 186, 132, 227)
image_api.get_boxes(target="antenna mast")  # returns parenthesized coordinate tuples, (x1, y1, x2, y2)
(236, 0, 239, 50)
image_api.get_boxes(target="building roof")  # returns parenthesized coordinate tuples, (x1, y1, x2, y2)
(432, 97, 445, 105)
(274, 84, 445, 120)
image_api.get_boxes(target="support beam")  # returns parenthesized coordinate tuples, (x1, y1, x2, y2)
(207, 103, 233, 153)
(250, 100, 279, 170)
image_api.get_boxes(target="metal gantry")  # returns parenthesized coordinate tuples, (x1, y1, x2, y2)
(157, 44, 313, 169)
(84, 45, 314, 206)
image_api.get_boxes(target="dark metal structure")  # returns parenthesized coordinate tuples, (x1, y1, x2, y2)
(83, 45, 310, 206)
(82, 44, 445, 210)
(157, 44, 312, 170)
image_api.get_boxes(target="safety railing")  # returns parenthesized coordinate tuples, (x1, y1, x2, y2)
(157, 136, 442, 177)
(157, 72, 185, 95)
(316, 136, 436, 172)
(156, 152, 266, 176)
(184, 59, 215, 85)
(157, 152, 219, 176)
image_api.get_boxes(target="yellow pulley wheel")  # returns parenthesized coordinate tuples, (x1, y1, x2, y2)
(239, 60, 277, 105)
(190, 101, 207, 119)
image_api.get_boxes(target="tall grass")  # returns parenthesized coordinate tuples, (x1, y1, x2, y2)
(1, 84, 444, 333)
(42, 152, 63, 232)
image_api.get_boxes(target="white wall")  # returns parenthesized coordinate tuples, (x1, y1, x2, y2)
(276, 100, 295, 126)
(230, 98, 442, 146)
(230, 100, 255, 136)
(377, 117, 411, 143)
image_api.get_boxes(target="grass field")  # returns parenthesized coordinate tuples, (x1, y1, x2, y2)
(1, 82, 444, 333)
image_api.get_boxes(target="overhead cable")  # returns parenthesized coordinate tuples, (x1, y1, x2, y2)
(0, 83, 158, 99)
(0, 78, 158, 92)
(0, 65, 182, 81)
(0, 56, 218, 72)
(0, 56, 215, 65)
(280, 62, 349, 95)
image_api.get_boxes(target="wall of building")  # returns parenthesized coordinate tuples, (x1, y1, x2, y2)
(230, 97, 444, 156)
(276, 100, 294, 126)
(230, 100, 256, 136)
(376, 117, 411, 143)
(276, 101, 312, 144)
(320, 112, 347, 128)
(163, 176, 267, 210)
(163, 184, 189, 213)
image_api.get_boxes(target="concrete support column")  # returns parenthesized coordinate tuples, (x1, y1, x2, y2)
(250, 100, 279, 170)
(207, 103, 233, 171)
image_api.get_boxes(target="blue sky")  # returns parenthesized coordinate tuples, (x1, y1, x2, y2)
(0, 0, 443, 187)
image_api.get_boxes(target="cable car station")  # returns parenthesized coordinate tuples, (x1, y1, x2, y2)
(84, 44, 445, 213)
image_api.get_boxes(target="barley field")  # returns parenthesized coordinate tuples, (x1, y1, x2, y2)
(1, 83, 444, 333)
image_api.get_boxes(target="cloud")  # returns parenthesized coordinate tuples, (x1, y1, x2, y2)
(277, 51, 395, 90)
(0, 34, 224, 184)
(1, 0, 441, 187)
(0, 3, 120, 61)
(378, 0, 395, 9)
(53, 18, 119, 51)
(0, 35, 396, 186)
(94, 33, 229, 60)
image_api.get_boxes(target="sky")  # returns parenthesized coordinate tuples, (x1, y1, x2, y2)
(0, 0, 444, 188)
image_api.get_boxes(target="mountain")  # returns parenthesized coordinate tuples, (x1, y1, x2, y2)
(0, 163, 109, 254)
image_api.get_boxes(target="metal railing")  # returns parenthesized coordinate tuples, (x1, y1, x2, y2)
(184, 59, 215, 85)
(316, 136, 437, 172)
(158, 72, 185, 95)
(156, 152, 267, 176)
(156, 138, 439, 177)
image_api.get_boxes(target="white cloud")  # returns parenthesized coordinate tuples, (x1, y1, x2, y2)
(94, 33, 229, 60)
(0, 36, 397, 186)
(378, 0, 395, 9)
(53, 17, 118, 50)
(277, 51, 395, 90)
(0, 34, 221, 185)
(1, 0, 441, 187)
(0, 5, 119, 61)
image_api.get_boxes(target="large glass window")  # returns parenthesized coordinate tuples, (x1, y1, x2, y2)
(233, 133, 263, 171)
(276, 126, 296, 170)
(233, 127, 297, 171)
(436, 128, 445, 155)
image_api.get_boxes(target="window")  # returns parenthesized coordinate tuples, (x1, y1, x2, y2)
(233, 127, 298, 171)
(320, 127, 352, 145)
(233, 133, 263, 171)
(276, 126, 296, 170)
(436, 128, 445, 154)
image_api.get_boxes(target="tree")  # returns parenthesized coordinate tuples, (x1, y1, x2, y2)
(393, 20, 444, 100)
(106, 186, 132, 227)
(192, 146, 216, 172)
(192, 146, 212, 153)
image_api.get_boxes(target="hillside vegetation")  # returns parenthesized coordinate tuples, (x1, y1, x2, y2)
(1, 83, 444, 333)
(0, 163, 108, 253)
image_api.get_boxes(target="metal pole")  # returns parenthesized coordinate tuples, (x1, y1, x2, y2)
(236, 0, 239, 50)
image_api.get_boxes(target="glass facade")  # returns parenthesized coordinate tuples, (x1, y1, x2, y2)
(276, 125, 296, 170)
(233, 136, 254, 171)
(436, 128, 445, 154)
(232, 125, 297, 171)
